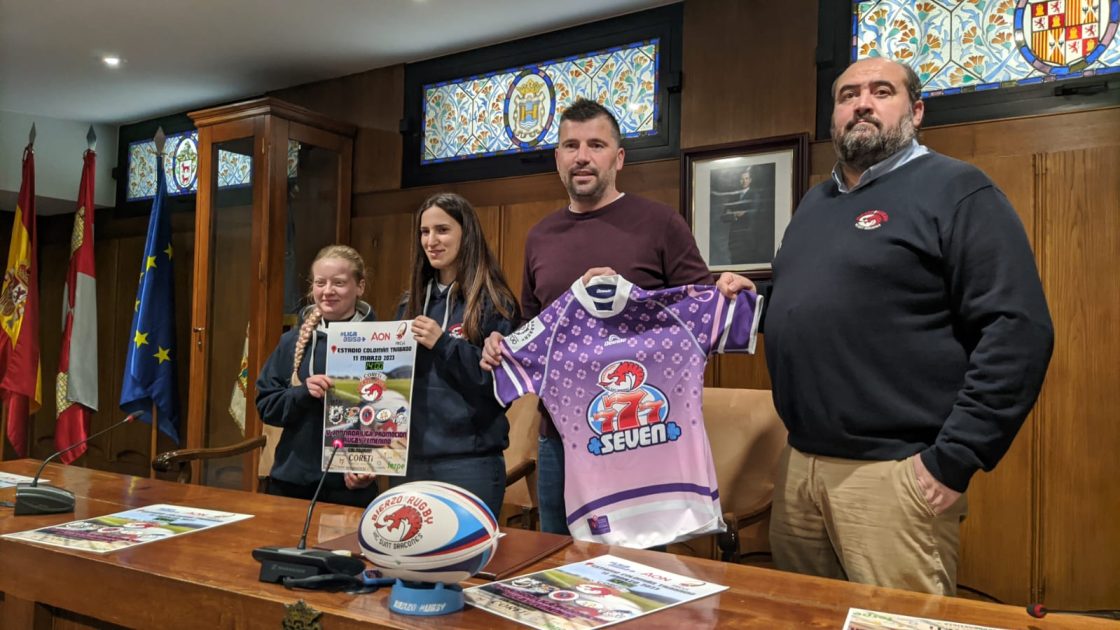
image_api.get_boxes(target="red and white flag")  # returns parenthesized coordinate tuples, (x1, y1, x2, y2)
(1, 144, 40, 457)
(55, 149, 98, 462)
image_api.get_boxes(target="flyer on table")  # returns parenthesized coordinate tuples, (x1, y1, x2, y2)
(1, 504, 252, 554)
(323, 320, 416, 476)
(843, 608, 1008, 630)
(464, 554, 728, 630)
(0, 472, 47, 488)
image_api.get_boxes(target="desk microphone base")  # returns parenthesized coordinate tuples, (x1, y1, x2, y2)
(14, 484, 76, 516)
(251, 546, 365, 583)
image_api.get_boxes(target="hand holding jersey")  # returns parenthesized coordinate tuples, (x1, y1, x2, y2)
(492, 274, 762, 547)
(479, 269, 756, 372)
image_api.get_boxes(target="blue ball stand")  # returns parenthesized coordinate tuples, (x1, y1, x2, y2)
(388, 580, 464, 616)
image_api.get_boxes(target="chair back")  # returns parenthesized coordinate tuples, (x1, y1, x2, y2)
(152, 433, 268, 486)
(502, 395, 542, 527)
(702, 387, 787, 525)
(257, 424, 283, 479)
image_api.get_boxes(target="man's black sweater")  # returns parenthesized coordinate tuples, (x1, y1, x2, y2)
(764, 151, 1053, 492)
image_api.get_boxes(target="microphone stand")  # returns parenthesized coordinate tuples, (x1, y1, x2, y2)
(14, 413, 139, 516)
(251, 441, 365, 583)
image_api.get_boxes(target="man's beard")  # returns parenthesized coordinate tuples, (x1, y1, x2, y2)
(564, 170, 609, 201)
(832, 113, 916, 173)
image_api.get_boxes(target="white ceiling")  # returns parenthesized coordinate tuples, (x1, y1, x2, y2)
(0, 0, 678, 125)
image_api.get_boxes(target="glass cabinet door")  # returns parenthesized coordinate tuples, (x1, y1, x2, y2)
(282, 139, 342, 323)
(188, 99, 354, 491)
(200, 136, 255, 488)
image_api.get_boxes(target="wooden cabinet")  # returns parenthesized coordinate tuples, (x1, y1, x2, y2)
(186, 98, 354, 490)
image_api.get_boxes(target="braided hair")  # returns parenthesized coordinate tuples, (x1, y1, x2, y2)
(289, 307, 323, 386)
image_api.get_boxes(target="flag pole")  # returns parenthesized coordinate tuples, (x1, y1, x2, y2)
(149, 403, 158, 479)
(54, 123, 100, 464)
(148, 128, 166, 479)
(1, 403, 6, 460)
(2, 126, 35, 459)
(119, 124, 181, 469)
(2, 124, 40, 460)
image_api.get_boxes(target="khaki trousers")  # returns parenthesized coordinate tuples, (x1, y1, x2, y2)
(769, 446, 968, 595)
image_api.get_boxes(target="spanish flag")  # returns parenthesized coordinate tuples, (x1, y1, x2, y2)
(56, 149, 98, 463)
(1, 145, 41, 457)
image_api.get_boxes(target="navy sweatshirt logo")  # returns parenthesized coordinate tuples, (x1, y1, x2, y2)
(855, 210, 889, 230)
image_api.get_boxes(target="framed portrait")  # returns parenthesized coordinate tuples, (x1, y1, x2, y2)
(682, 133, 809, 278)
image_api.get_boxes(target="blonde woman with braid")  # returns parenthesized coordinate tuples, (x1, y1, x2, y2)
(255, 245, 380, 507)
(394, 193, 520, 517)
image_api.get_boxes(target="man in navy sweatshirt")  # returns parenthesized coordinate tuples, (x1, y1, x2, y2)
(764, 57, 1053, 595)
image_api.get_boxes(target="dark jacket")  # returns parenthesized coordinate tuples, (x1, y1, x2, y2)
(256, 301, 376, 485)
(399, 281, 516, 460)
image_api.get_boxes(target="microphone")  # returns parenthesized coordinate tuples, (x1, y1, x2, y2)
(251, 440, 366, 584)
(1027, 603, 1120, 620)
(14, 412, 139, 516)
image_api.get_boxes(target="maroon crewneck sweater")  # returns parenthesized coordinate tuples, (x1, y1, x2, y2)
(521, 193, 710, 317)
(519, 193, 712, 437)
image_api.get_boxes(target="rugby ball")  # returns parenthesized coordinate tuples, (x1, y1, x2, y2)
(358, 481, 499, 583)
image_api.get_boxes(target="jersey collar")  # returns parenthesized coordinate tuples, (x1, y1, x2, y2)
(570, 274, 634, 318)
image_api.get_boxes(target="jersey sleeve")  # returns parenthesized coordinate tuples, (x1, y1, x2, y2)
(665, 285, 763, 355)
(493, 313, 551, 406)
(713, 289, 763, 354)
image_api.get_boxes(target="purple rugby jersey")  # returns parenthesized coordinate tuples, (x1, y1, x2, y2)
(493, 275, 763, 547)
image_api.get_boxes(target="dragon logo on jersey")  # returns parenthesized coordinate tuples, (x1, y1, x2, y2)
(586, 360, 681, 456)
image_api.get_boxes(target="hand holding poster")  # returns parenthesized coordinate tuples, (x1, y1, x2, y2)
(323, 321, 416, 475)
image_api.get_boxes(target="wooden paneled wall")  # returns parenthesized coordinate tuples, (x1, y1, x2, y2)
(5, 209, 194, 474)
(9, 0, 1118, 611)
(1034, 145, 1120, 608)
(680, 0, 818, 147)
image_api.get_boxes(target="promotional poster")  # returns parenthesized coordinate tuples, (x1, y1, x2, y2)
(465, 554, 727, 629)
(2, 504, 252, 554)
(842, 608, 1007, 630)
(323, 321, 416, 475)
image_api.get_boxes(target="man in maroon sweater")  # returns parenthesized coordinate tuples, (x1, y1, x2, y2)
(481, 98, 755, 536)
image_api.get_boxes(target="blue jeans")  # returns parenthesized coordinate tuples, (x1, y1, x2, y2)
(389, 454, 506, 519)
(537, 434, 570, 535)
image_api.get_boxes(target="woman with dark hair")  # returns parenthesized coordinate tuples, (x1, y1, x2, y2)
(394, 192, 520, 517)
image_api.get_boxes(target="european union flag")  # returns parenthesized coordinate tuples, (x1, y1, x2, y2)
(120, 155, 180, 443)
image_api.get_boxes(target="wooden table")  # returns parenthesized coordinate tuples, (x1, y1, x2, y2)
(0, 460, 1106, 629)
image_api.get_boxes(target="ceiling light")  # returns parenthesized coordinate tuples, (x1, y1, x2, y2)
(103, 55, 121, 67)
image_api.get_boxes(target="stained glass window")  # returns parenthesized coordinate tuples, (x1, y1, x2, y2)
(852, 0, 1120, 97)
(216, 150, 252, 189)
(421, 39, 660, 164)
(127, 131, 198, 200)
(127, 137, 301, 201)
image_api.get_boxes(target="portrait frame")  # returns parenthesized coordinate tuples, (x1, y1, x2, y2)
(681, 133, 809, 279)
